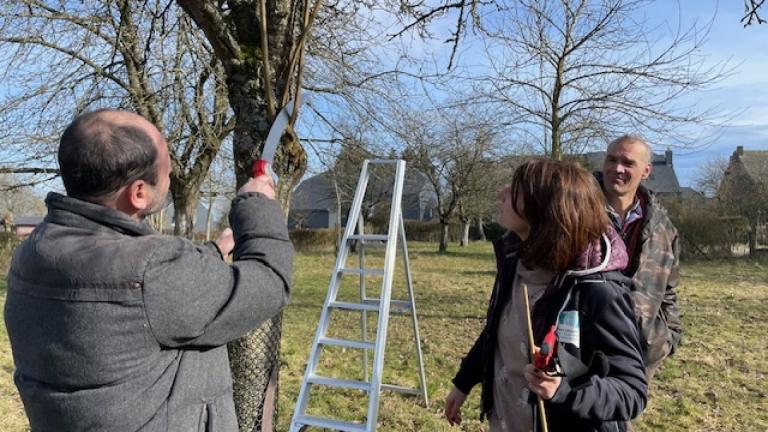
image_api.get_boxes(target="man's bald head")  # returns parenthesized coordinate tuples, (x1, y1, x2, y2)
(58, 109, 160, 202)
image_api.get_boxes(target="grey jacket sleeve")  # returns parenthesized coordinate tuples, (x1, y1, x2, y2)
(142, 192, 293, 348)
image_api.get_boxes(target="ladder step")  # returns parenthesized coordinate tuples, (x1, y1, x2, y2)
(293, 415, 367, 432)
(381, 383, 422, 396)
(329, 301, 380, 312)
(362, 298, 412, 311)
(348, 234, 389, 242)
(308, 375, 372, 392)
(319, 337, 375, 350)
(339, 268, 386, 276)
(367, 159, 399, 164)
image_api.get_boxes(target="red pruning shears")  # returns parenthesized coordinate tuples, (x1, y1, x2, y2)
(534, 325, 558, 372)
(252, 99, 300, 179)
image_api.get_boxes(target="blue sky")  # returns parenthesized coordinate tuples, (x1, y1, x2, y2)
(3, 1, 766, 193)
(639, 1, 768, 186)
(319, 1, 768, 188)
(406, 0, 768, 188)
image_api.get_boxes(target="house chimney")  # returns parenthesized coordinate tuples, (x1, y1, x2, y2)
(737, 145, 744, 156)
(665, 149, 673, 166)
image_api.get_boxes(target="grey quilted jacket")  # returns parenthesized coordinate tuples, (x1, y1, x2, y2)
(4, 191, 293, 431)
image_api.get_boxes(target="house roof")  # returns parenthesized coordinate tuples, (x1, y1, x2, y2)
(291, 167, 432, 211)
(679, 186, 705, 201)
(162, 196, 230, 233)
(644, 163, 680, 194)
(12, 215, 44, 226)
(738, 150, 768, 180)
(290, 172, 339, 211)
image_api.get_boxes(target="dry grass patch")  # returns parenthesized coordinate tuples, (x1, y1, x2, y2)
(1, 243, 767, 431)
(0, 281, 29, 432)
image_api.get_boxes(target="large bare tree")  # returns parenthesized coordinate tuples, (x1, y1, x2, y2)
(695, 155, 729, 198)
(0, 0, 233, 237)
(174, 2, 315, 430)
(400, 105, 496, 253)
(0, 174, 46, 229)
(456, 156, 515, 244)
(472, 0, 729, 160)
(173, 2, 452, 428)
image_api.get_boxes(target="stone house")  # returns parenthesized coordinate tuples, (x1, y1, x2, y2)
(717, 146, 768, 254)
(1, 215, 45, 237)
(288, 168, 438, 229)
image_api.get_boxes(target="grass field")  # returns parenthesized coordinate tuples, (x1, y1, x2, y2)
(2, 241, 767, 431)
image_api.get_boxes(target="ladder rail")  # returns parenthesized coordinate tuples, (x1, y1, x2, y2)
(399, 211, 429, 407)
(290, 161, 371, 424)
(357, 216, 370, 383)
(365, 160, 406, 431)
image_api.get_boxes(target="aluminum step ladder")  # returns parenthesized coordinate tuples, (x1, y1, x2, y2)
(290, 159, 429, 432)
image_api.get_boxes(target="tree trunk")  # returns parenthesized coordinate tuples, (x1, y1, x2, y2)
(173, 208, 195, 239)
(205, 194, 215, 241)
(226, 74, 305, 432)
(477, 214, 486, 241)
(551, 113, 562, 160)
(170, 180, 200, 239)
(147, 210, 165, 233)
(175, 3, 309, 428)
(550, 55, 565, 160)
(227, 83, 284, 432)
(439, 220, 449, 254)
(749, 221, 757, 257)
(460, 219, 470, 246)
(333, 173, 342, 254)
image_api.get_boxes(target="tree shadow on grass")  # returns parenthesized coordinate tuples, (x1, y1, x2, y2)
(413, 250, 495, 260)
(459, 270, 495, 276)
(287, 300, 486, 322)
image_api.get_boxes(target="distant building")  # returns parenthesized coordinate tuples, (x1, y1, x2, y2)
(717, 145, 768, 210)
(0, 200, 228, 238)
(578, 149, 682, 197)
(678, 186, 706, 205)
(4, 215, 45, 236)
(717, 146, 768, 253)
(162, 197, 229, 234)
(720, 146, 768, 190)
(289, 168, 438, 229)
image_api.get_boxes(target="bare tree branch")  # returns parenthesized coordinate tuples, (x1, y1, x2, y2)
(0, 167, 59, 174)
(742, 0, 766, 26)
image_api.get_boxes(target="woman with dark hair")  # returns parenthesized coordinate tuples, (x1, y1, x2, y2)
(444, 158, 647, 432)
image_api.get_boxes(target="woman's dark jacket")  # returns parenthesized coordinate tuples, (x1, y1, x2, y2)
(452, 232, 647, 432)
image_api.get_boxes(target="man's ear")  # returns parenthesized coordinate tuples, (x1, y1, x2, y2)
(126, 179, 150, 212)
(641, 163, 652, 180)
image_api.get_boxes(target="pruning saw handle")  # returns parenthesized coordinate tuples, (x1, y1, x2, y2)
(252, 159, 273, 178)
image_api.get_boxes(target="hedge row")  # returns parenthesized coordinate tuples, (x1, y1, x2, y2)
(289, 220, 506, 251)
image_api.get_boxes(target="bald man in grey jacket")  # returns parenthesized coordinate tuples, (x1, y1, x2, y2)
(4, 110, 293, 431)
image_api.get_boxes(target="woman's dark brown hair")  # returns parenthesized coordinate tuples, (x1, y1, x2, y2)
(510, 158, 609, 273)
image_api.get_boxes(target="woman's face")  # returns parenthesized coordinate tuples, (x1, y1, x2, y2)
(497, 186, 530, 239)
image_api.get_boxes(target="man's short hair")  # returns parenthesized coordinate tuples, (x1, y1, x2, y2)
(58, 110, 159, 201)
(608, 134, 652, 165)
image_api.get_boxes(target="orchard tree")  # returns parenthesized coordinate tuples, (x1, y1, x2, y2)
(400, 105, 496, 253)
(475, 0, 729, 160)
(0, 1, 233, 237)
(0, 174, 46, 226)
